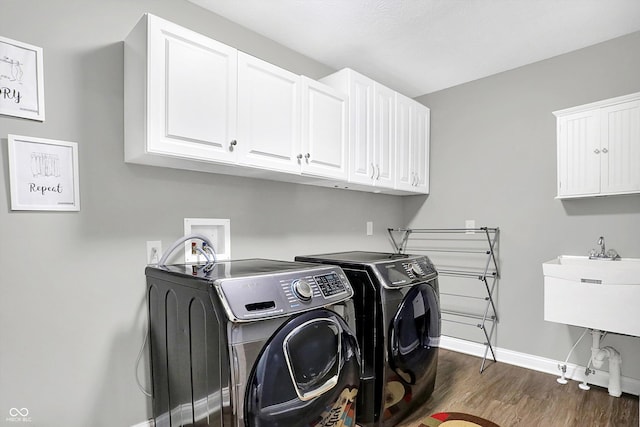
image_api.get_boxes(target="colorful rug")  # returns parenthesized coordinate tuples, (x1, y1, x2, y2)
(416, 412, 500, 427)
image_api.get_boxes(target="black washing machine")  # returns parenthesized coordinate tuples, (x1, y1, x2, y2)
(145, 259, 361, 427)
(295, 251, 440, 427)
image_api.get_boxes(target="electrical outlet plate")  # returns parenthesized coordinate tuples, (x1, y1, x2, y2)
(146, 240, 162, 265)
(184, 218, 231, 263)
(465, 219, 475, 234)
(366, 221, 373, 236)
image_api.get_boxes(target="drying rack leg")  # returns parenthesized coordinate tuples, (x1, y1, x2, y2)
(479, 320, 497, 373)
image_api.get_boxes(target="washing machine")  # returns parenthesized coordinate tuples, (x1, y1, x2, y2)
(145, 259, 361, 427)
(295, 251, 440, 427)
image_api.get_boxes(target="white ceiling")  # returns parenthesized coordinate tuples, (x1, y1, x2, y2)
(189, 0, 640, 98)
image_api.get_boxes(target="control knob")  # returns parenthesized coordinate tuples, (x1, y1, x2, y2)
(292, 279, 313, 302)
(410, 262, 424, 276)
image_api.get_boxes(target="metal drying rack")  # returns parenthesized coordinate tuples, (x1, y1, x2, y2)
(388, 227, 500, 372)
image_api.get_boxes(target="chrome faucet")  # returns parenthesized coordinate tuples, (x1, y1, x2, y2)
(597, 236, 606, 257)
(589, 236, 620, 260)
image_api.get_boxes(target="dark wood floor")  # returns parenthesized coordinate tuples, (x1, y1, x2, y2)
(398, 349, 639, 427)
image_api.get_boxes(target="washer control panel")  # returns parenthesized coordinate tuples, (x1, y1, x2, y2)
(215, 266, 352, 322)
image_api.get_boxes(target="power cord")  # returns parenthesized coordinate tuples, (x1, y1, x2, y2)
(135, 233, 218, 398)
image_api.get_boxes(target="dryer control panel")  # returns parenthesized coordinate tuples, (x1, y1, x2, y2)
(214, 266, 353, 322)
(375, 256, 438, 289)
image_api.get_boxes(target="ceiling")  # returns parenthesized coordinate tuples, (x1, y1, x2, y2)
(189, 0, 640, 98)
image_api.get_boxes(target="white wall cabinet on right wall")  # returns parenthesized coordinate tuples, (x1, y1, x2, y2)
(554, 92, 640, 198)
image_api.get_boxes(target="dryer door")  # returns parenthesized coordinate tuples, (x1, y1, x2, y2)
(388, 283, 440, 385)
(245, 309, 360, 427)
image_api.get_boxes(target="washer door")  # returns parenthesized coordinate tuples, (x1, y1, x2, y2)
(388, 283, 440, 385)
(245, 309, 360, 427)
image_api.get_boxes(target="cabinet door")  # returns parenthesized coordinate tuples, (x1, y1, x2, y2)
(395, 93, 429, 193)
(412, 103, 430, 192)
(300, 77, 348, 180)
(600, 100, 640, 194)
(557, 110, 601, 197)
(373, 83, 396, 188)
(237, 52, 301, 174)
(147, 15, 237, 163)
(348, 73, 375, 185)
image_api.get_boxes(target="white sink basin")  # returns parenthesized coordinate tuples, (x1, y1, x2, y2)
(543, 255, 640, 337)
(543, 255, 640, 286)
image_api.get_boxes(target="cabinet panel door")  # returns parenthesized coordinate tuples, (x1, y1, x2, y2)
(600, 100, 640, 194)
(301, 77, 348, 180)
(349, 74, 375, 185)
(237, 52, 300, 173)
(395, 93, 413, 190)
(557, 110, 600, 197)
(373, 83, 396, 188)
(148, 15, 237, 162)
(412, 103, 430, 192)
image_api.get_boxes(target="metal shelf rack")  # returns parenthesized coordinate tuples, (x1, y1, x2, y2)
(388, 227, 500, 372)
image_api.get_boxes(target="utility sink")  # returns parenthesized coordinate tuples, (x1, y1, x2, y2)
(543, 256, 640, 337)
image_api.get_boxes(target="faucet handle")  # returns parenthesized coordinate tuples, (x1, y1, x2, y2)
(606, 249, 620, 260)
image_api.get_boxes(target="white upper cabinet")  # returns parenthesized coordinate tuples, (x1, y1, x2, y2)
(124, 15, 424, 195)
(320, 68, 396, 189)
(236, 52, 301, 174)
(554, 93, 640, 198)
(300, 76, 348, 180)
(395, 92, 430, 193)
(125, 14, 238, 166)
(374, 84, 397, 188)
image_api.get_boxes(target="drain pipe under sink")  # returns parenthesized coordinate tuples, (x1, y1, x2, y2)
(582, 329, 622, 397)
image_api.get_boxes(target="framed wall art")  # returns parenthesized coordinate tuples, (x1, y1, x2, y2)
(7, 134, 80, 211)
(0, 36, 45, 121)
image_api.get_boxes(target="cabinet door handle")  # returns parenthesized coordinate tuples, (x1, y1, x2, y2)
(594, 149, 600, 154)
(304, 153, 311, 160)
(376, 164, 381, 180)
(229, 140, 237, 150)
(602, 147, 609, 153)
(297, 154, 303, 160)
(370, 163, 376, 179)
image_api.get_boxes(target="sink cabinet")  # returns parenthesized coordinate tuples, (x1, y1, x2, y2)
(554, 93, 640, 198)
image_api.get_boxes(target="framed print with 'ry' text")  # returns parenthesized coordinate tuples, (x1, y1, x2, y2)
(0, 36, 45, 121)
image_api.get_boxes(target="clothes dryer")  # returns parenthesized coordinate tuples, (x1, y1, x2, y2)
(145, 259, 361, 427)
(295, 251, 440, 427)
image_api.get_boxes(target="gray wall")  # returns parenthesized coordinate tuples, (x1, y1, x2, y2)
(0, 1, 401, 426)
(412, 31, 640, 379)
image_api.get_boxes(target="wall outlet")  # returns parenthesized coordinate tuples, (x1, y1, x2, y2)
(146, 241, 162, 265)
(366, 221, 373, 236)
(465, 219, 475, 234)
(184, 218, 231, 262)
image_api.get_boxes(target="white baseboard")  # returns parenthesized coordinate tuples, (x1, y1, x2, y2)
(440, 335, 640, 396)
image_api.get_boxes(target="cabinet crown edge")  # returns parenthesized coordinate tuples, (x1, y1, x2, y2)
(553, 91, 640, 117)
